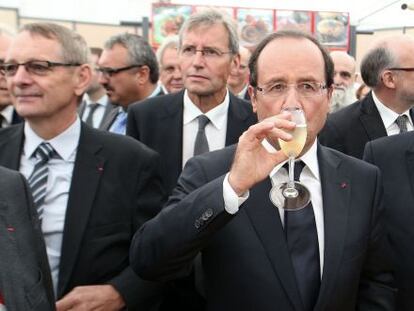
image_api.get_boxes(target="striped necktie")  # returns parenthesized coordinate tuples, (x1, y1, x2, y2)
(28, 142, 57, 219)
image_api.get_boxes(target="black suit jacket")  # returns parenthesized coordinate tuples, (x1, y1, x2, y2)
(131, 143, 396, 311)
(0, 166, 55, 310)
(0, 123, 166, 310)
(127, 90, 257, 195)
(364, 131, 414, 311)
(319, 92, 414, 159)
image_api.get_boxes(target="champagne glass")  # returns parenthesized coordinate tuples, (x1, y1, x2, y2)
(269, 107, 311, 210)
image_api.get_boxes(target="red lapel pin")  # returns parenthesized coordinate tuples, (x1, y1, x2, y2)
(340, 182, 348, 189)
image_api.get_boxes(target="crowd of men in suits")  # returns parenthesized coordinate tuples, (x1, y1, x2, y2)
(1, 7, 414, 311)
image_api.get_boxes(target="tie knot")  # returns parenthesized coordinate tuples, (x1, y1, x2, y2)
(34, 142, 56, 163)
(395, 115, 408, 133)
(283, 160, 306, 181)
(88, 103, 100, 111)
(197, 115, 210, 130)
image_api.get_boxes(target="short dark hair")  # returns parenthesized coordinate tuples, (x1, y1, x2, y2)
(104, 33, 159, 84)
(90, 47, 103, 58)
(360, 46, 396, 88)
(249, 30, 334, 89)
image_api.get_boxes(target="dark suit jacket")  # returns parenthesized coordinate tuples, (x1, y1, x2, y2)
(78, 98, 117, 130)
(131, 143, 396, 311)
(101, 88, 165, 132)
(0, 166, 55, 310)
(319, 92, 414, 159)
(127, 90, 257, 195)
(364, 131, 414, 311)
(0, 123, 166, 310)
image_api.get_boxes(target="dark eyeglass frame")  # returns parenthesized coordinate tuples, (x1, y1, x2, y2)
(0, 60, 81, 76)
(387, 67, 414, 72)
(96, 64, 143, 77)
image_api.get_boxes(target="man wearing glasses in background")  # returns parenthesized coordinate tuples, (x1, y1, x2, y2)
(0, 23, 166, 311)
(98, 33, 163, 134)
(227, 46, 252, 100)
(329, 51, 357, 113)
(127, 9, 257, 310)
(127, 9, 256, 196)
(319, 35, 414, 159)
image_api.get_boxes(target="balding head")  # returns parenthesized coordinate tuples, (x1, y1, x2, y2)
(361, 34, 414, 113)
(329, 51, 357, 112)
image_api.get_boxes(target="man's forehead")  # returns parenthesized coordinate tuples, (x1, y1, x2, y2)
(182, 23, 228, 45)
(7, 31, 62, 60)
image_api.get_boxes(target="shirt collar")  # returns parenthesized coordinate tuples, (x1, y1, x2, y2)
(83, 94, 109, 107)
(372, 91, 413, 128)
(264, 138, 320, 181)
(237, 84, 249, 98)
(24, 117, 81, 161)
(0, 105, 14, 124)
(183, 89, 230, 130)
(149, 84, 162, 98)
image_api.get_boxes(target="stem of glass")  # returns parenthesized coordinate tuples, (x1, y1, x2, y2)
(287, 155, 295, 189)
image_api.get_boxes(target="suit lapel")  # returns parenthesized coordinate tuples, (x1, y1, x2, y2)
(57, 125, 105, 297)
(100, 106, 119, 131)
(314, 145, 350, 310)
(0, 124, 24, 170)
(159, 92, 184, 174)
(405, 140, 414, 197)
(244, 178, 303, 311)
(99, 101, 117, 129)
(359, 93, 387, 140)
(225, 94, 249, 145)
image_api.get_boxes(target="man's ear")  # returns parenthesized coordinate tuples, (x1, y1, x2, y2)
(74, 64, 92, 96)
(230, 53, 241, 76)
(381, 70, 397, 89)
(249, 85, 257, 113)
(136, 65, 150, 85)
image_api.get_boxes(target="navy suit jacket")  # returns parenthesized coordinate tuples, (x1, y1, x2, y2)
(319, 91, 414, 159)
(127, 90, 257, 195)
(131, 143, 396, 311)
(364, 131, 414, 311)
(0, 123, 166, 310)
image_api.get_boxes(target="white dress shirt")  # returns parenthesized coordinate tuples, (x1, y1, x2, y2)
(81, 94, 109, 128)
(372, 91, 413, 135)
(19, 118, 80, 294)
(223, 139, 325, 276)
(0, 105, 14, 127)
(182, 89, 229, 167)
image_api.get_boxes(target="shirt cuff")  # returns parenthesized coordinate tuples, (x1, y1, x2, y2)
(223, 173, 249, 214)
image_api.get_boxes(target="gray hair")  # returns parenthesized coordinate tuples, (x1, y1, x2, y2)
(104, 33, 159, 83)
(360, 45, 397, 88)
(179, 9, 239, 55)
(20, 23, 89, 65)
(156, 36, 179, 68)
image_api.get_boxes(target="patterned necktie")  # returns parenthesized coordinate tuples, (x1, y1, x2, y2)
(284, 161, 320, 311)
(28, 142, 57, 219)
(111, 110, 127, 135)
(395, 115, 408, 133)
(85, 103, 99, 127)
(193, 115, 210, 156)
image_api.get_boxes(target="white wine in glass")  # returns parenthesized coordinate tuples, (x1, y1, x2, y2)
(270, 107, 311, 210)
(278, 124, 307, 158)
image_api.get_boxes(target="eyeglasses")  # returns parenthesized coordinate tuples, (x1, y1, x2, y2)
(256, 82, 328, 99)
(96, 64, 143, 77)
(334, 70, 352, 79)
(180, 46, 233, 60)
(387, 67, 414, 72)
(0, 60, 81, 77)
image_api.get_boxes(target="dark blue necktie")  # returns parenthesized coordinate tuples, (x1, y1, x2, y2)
(284, 161, 320, 311)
